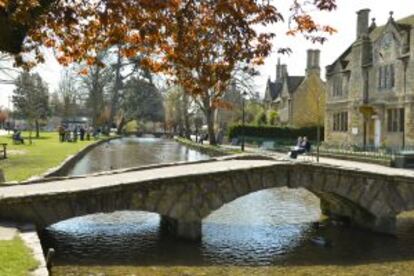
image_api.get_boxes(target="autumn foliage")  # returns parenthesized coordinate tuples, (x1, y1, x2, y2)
(0, 0, 337, 144)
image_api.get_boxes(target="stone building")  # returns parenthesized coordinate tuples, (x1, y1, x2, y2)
(325, 10, 414, 149)
(264, 50, 326, 127)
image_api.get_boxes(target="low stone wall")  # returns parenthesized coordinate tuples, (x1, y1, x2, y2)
(19, 224, 49, 276)
(42, 136, 121, 178)
(6, 153, 273, 186)
(175, 137, 239, 157)
(317, 152, 392, 167)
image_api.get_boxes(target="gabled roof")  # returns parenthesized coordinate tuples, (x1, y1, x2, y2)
(266, 80, 283, 101)
(287, 76, 305, 93)
(327, 14, 414, 75)
(370, 14, 414, 42)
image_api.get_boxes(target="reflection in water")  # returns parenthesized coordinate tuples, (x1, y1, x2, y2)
(67, 137, 210, 176)
(42, 188, 320, 266)
(42, 137, 414, 272)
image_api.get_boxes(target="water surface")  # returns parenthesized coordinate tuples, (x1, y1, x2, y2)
(41, 137, 414, 274)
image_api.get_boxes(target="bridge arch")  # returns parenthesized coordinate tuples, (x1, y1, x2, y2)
(0, 159, 412, 240)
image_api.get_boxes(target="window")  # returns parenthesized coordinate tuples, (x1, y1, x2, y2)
(387, 108, 404, 132)
(378, 64, 395, 89)
(333, 112, 348, 132)
(332, 76, 343, 97)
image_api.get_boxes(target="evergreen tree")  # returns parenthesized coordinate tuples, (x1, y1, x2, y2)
(12, 72, 49, 141)
(122, 78, 165, 126)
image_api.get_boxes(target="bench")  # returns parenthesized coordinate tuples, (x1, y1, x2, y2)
(260, 141, 274, 151)
(394, 151, 414, 168)
(231, 138, 239, 146)
(0, 143, 7, 159)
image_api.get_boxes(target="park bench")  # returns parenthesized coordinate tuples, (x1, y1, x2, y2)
(394, 151, 414, 168)
(231, 138, 238, 146)
(260, 141, 274, 151)
(0, 143, 7, 159)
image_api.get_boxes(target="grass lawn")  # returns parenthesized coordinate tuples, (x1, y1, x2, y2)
(0, 237, 38, 276)
(53, 263, 414, 276)
(0, 131, 96, 182)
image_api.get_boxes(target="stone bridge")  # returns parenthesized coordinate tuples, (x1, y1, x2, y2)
(1, 155, 414, 240)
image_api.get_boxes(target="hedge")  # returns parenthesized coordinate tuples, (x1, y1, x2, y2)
(228, 125, 324, 142)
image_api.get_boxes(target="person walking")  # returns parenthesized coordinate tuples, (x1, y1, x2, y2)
(80, 126, 85, 141)
(58, 125, 65, 142)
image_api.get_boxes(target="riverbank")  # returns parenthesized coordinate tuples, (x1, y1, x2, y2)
(0, 132, 100, 183)
(51, 263, 414, 276)
(0, 132, 110, 275)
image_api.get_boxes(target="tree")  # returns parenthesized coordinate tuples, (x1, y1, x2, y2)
(0, 1, 337, 57)
(1, 1, 337, 143)
(0, 52, 18, 84)
(164, 87, 184, 135)
(245, 101, 266, 125)
(0, 107, 8, 128)
(80, 53, 114, 127)
(268, 110, 279, 126)
(255, 111, 267, 126)
(12, 72, 49, 141)
(122, 78, 164, 125)
(56, 68, 82, 119)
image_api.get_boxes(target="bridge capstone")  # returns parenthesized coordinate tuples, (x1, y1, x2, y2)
(1, 158, 414, 240)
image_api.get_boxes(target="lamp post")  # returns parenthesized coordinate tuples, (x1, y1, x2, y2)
(241, 91, 248, 151)
(7, 95, 11, 134)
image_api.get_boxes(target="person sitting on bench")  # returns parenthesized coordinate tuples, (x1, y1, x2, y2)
(289, 136, 311, 159)
(12, 130, 24, 144)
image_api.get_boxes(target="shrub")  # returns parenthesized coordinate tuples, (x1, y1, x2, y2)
(228, 125, 324, 142)
(255, 111, 267, 126)
(267, 111, 278, 125)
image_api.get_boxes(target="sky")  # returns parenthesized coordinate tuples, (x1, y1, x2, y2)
(1, 0, 414, 109)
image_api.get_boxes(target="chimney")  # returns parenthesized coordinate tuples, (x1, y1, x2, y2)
(306, 49, 321, 76)
(357, 9, 370, 39)
(281, 64, 288, 79)
(276, 58, 282, 81)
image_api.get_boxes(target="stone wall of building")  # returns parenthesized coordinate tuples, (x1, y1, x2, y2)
(291, 73, 326, 127)
(325, 10, 414, 149)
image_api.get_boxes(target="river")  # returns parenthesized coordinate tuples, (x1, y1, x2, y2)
(40, 137, 414, 275)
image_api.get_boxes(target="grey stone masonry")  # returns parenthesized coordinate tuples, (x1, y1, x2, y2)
(1, 156, 414, 240)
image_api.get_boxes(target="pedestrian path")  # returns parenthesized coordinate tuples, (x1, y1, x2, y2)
(222, 144, 414, 177)
(0, 222, 17, 240)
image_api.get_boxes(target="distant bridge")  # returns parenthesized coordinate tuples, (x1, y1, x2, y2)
(0, 155, 413, 240)
(135, 131, 173, 138)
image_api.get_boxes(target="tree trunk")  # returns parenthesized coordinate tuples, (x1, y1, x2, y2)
(117, 116, 126, 135)
(109, 47, 122, 131)
(35, 120, 40, 138)
(28, 121, 33, 145)
(206, 108, 216, 145)
(182, 93, 191, 139)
